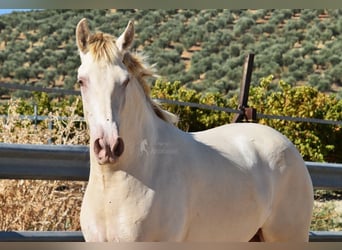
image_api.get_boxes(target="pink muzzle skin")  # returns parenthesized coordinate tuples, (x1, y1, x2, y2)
(93, 136, 124, 165)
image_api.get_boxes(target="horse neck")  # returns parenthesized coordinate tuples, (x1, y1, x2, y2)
(87, 85, 155, 184)
(119, 79, 165, 162)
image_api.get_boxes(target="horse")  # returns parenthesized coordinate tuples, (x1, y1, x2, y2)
(75, 18, 314, 242)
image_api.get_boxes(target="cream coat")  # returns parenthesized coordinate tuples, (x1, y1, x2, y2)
(76, 18, 314, 242)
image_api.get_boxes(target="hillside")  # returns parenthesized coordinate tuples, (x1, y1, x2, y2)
(0, 9, 342, 98)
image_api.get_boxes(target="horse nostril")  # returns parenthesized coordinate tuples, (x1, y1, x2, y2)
(94, 138, 102, 155)
(113, 137, 124, 157)
(94, 137, 124, 164)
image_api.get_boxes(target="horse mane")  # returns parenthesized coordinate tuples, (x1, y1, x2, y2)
(87, 32, 178, 125)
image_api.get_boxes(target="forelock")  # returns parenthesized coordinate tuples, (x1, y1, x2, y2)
(88, 32, 120, 63)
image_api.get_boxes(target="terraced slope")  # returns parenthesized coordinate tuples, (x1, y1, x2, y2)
(0, 9, 341, 97)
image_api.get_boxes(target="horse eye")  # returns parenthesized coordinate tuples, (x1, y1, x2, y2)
(78, 79, 84, 86)
(122, 78, 130, 87)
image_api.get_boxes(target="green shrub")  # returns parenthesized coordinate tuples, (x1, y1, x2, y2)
(151, 80, 232, 132)
(151, 77, 342, 162)
(2, 75, 341, 162)
(249, 75, 342, 162)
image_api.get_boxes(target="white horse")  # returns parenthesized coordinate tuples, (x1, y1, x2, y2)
(75, 18, 313, 242)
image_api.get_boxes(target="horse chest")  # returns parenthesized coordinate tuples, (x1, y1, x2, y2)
(81, 173, 156, 241)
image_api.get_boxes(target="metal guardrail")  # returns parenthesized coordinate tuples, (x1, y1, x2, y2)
(0, 143, 341, 189)
(0, 143, 341, 242)
(0, 231, 84, 242)
(0, 143, 89, 181)
(309, 231, 342, 242)
(0, 231, 340, 242)
(306, 161, 342, 190)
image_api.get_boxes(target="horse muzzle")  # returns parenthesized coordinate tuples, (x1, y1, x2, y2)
(93, 136, 124, 164)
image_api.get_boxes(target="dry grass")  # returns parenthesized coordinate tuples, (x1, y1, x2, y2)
(312, 191, 342, 231)
(0, 179, 85, 231)
(0, 98, 87, 231)
(0, 99, 341, 232)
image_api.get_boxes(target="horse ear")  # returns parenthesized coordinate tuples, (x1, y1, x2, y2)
(76, 18, 90, 53)
(116, 20, 134, 52)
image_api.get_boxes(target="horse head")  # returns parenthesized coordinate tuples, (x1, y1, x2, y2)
(76, 18, 134, 165)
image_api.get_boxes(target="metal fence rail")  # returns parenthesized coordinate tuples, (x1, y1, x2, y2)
(0, 143, 341, 189)
(0, 143, 341, 242)
(306, 161, 342, 190)
(0, 231, 340, 242)
(0, 231, 84, 242)
(2, 81, 342, 126)
(0, 230, 340, 242)
(0, 143, 89, 181)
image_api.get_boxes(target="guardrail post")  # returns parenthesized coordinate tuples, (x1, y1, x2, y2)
(232, 53, 257, 123)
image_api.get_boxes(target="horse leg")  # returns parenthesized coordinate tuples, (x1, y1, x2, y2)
(258, 178, 313, 241)
(259, 209, 311, 242)
(257, 148, 313, 242)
